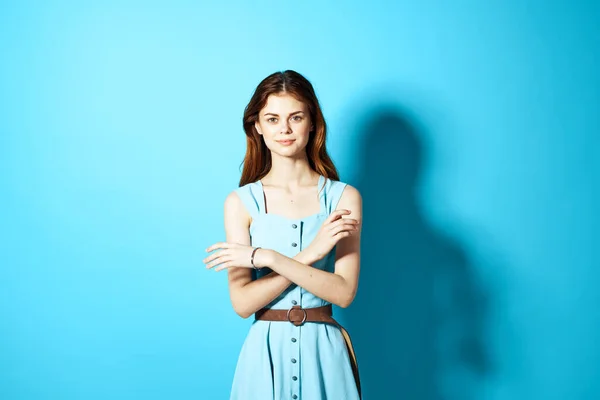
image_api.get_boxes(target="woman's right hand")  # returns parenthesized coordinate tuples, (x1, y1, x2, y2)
(305, 209, 360, 262)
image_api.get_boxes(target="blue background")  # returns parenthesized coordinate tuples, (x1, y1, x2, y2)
(1, 1, 598, 399)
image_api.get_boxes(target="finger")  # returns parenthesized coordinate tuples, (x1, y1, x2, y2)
(330, 225, 358, 236)
(327, 218, 358, 231)
(202, 250, 229, 264)
(326, 209, 351, 223)
(206, 242, 230, 253)
(215, 261, 236, 272)
(335, 218, 358, 226)
(332, 230, 353, 241)
(206, 257, 228, 270)
(205, 254, 230, 269)
(341, 222, 359, 232)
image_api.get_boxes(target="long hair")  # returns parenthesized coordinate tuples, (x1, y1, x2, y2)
(239, 70, 339, 186)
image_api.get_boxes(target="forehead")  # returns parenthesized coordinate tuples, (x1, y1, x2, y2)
(262, 93, 307, 113)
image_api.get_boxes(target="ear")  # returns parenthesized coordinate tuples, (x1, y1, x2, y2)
(255, 121, 263, 135)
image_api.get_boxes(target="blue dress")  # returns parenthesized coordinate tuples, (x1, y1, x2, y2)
(230, 175, 360, 400)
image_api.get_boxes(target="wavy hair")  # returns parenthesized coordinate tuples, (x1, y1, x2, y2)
(239, 70, 339, 186)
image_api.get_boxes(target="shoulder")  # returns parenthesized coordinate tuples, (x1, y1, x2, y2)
(336, 183, 362, 219)
(224, 187, 251, 220)
(326, 176, 361, 203)
(225, 183, 253, 205)
(223, 189, 252, 239)
(338, 183, 362, 205)
(224, 189, 242, 208)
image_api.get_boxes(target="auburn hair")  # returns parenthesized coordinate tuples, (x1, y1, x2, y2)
(239, 70, 339, 187)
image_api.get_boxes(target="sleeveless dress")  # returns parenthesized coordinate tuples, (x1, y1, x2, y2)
(230, 175, 360, 400)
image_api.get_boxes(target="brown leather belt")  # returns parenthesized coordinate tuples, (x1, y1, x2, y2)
(255, 304, 362, 399)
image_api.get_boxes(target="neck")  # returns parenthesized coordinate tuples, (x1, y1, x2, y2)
(263, 153, 318, 188)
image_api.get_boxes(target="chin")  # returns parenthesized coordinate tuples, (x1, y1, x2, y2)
(275, 147, 305, 158)
(276, 150, 301, 158)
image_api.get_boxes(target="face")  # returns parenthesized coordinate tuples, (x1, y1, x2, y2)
(255, 93, 313, 158)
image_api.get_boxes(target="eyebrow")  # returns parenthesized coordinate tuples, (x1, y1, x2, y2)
(263, 111, 305, 117)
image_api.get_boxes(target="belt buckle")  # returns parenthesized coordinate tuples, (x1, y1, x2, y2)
(287, 305, 307, 326)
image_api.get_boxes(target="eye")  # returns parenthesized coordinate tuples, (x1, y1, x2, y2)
(292, 115, 303, 121)
(267, 117, 278, 123)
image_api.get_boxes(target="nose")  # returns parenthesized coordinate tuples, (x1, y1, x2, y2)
(280, 120, 292, 134)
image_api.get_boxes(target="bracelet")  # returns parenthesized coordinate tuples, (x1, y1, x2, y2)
(250, 247, 261, 270)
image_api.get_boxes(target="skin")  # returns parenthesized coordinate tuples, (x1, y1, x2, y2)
(203, 93, 363, 318)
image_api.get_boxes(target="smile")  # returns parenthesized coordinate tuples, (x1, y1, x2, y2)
(277, 140, 296, 146)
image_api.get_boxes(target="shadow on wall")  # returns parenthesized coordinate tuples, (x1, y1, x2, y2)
(338, 104, 492, 400)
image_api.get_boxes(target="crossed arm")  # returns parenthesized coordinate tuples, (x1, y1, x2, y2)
(219, 186, 362, 319)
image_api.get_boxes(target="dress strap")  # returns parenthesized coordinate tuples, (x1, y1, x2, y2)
(234, 182, 264, 219)
(321, 178, 348, 215)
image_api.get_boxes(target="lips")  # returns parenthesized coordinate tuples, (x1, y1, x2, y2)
(277, 139, 295, 146)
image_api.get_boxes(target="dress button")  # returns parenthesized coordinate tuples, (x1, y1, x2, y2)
(292, 376, 298, 381)
(292, 395, 298, 399)
(291, 242, 297, 247)
(291, 300, 297, 305)
(291, 338, 297, 343)
(292, 224, 297, 229)
(291, 358, 297, 363)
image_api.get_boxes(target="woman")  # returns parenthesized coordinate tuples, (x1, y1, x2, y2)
(204, 70, 362, 400)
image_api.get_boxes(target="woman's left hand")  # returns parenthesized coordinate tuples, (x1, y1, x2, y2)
(204, 242, 267, 271)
